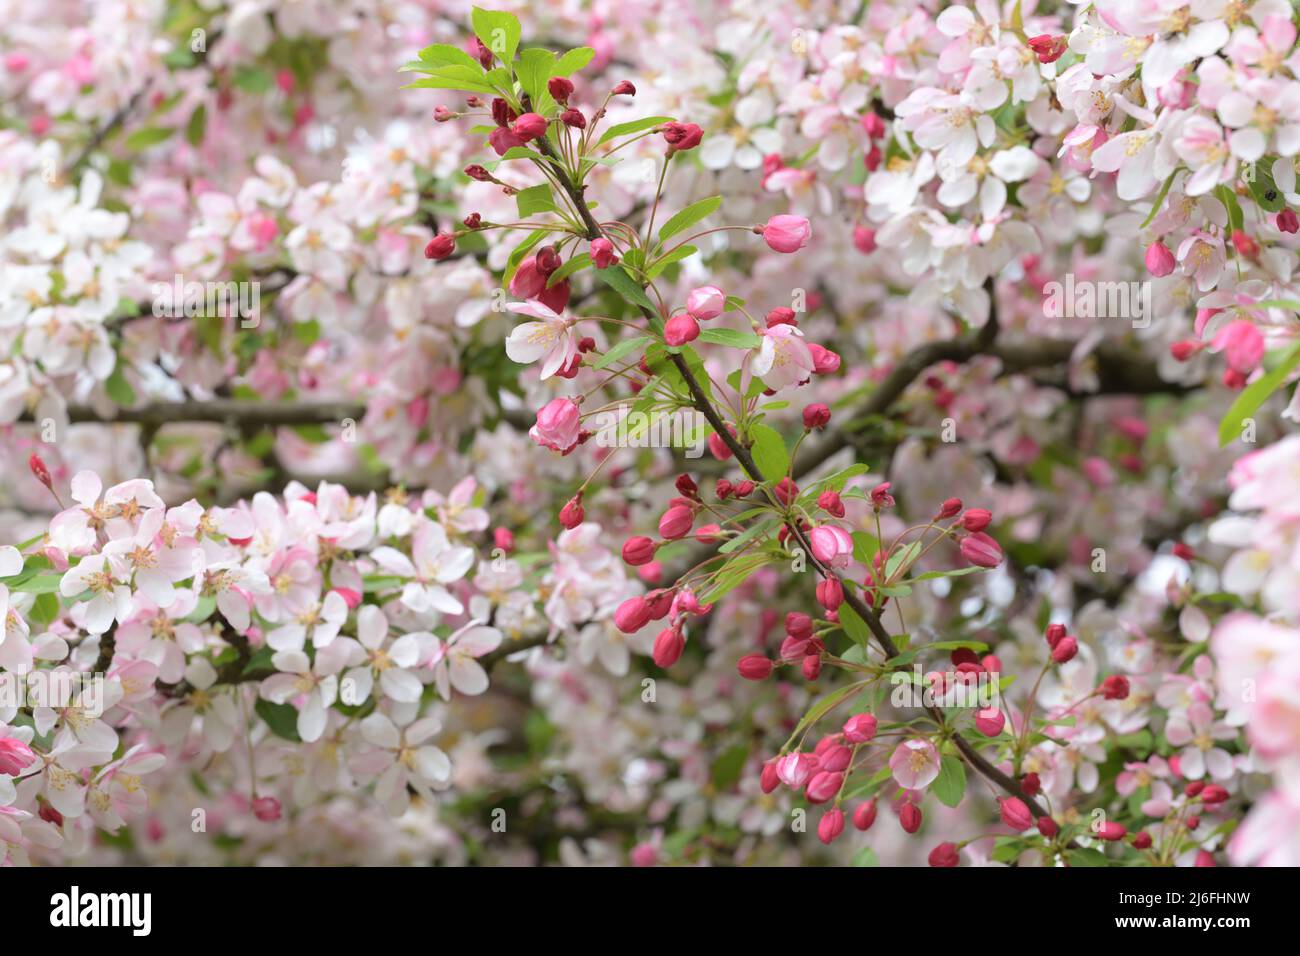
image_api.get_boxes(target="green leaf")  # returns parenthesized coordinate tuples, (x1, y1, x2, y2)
(597, 265, 658, 313)
(698, 327, 762, 349)
(124, 126, 174, 151)
(749, 423, 790, 479)
(11, 573, 62, 594)
(29, 591, 60, 628)
(710, 744, 749, 790)
(547, 252, 591, 287)
(593, 334, 652, 370)
(598, 116, 673, 146)
(718, 518, 777, 554)
(185, 105, 207, 147)
(658, 196, 722, 241)
(255, 699, 302, 742)
(471, 6, 521, 65)
(932, 755, 967, 808)
(514, 183, 557, 218)
(515, 48, 555, 103)
(1218, 342, 1300, 446)
(851, 532, 879, 566)
(401, 65, 498, 95)
(645, 244, 698, 278)
(851, 846, 880, 867)
(503, 228, 549, 287)
(909, 566, 986, 582)
(839, 602, 872, 650)
(554, 47, 595, 77)
(884, 540, 923, 581)
(415, 43, 483, 71)
(105, 365, 137, 406)
(1248, 157, 1285, 212)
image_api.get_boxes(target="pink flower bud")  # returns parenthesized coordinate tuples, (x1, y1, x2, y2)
(959, 532, 1003, 568)
(493, 527, 514, 553)
(999, 797, 1034, 831)
(853, 225, 877, 254)
(652, 627, 686, 668)
(928, 842, 960, 867)
(760, 758, 781, 793)
(1100, 675, 1130, 700)
(1277, 208, 1299, 234)
(561, 108, 586, 129)
(777, 752, 817, 789)
(818, 807, 846, 844)
(760, 214, 812, 253)
(766, 307, 797, 327)
(622, 536, 658, 566)
(1051, 635, 1079, 664)
(488, 127, 525, 155)
(1026, 34, 1068, 63)
(805, 770, 845, 804)
(614, 596, 652, 634)
(661, 121, 703, 151)
(809, 525, 853, 569)
(530, 397, 582, 453)
(1132, 831, 1152, 849)
(808, 343, 841, 374)
(737, 654, 775, 681)
(843, 713, 878, 743)
(1097, 821, 1127, 841)
(802, 403, 831, 429)
(1200, 784, 1229, 804)
(861, 112, 886, 139)
(547, 76, 574, 104)
(974, 707, 1005, 737)
(773, 477, 799, 506)
(802, 654, 822, 680)
(935, 497, 963, 520)
(1231, 229, 1259, 258)
(899, 802, 922, 834)
(1037, 816, 1059, 838)
(0, 736, 37, 775)
(252, 796, 282, 822)
(816, 578, 844, 611)
(1021, 772, 1041, 797)
(853, 799, 878, 831)
(590, 237, 617, 268)
(511, 112, 549, 141)
(1145, 240, 1176, 277)
(817, 489, 844, 518)
(559, 496, 584, 529)
(424, 234, 456, 260)
(663, 312, 700, 347)
(961, 509, 992, 532)
(686, 285, 726, 321)
(612, 80, 636, 96)
(658, 504, 695, 540)
(819, 745, 852, 773)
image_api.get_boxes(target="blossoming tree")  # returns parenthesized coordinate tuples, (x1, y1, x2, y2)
(1, 0, 1298, 867)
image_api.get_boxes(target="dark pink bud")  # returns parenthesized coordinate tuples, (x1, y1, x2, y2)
(622, 536, 657, 566)
(818, 807, 845, 845)
(928, 842, 960, 867)
(559, 496, 584, 529)
(999, 797, 1034, 831)
(853, 799, 877, 831)
(663, 312, 700, 347)
(899, 803, 922, 834)
(658, 504, 695, 540)
(802, 403, 831, 429)
(737, 654, 775, 681)
(548, 76, 574, 104)
(652, 627, 686, 668)
(1051, 635, 1079, 664)
(424, 234, 456, 260)
(842, 713, 877, 743)
(961, 509, 992, 532)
